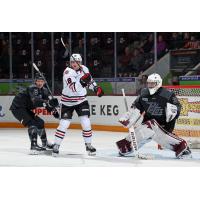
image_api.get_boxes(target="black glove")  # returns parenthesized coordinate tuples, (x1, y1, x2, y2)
(48, 98, 59, 108)
(52, 109, 59, 119)
(94, 86, 104, 97)
(80, 73, 91, 87)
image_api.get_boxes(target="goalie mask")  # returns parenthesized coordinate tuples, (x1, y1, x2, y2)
(147, 73, 162, 95)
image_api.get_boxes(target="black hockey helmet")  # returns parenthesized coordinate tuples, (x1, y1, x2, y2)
(35, 73, 45, 81)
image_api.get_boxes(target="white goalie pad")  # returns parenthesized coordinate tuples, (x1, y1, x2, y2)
(119, 108, 144, 128)
(144, 119, 188, 156)
(126, 119, 187, 152)
(125, 123, 155, 149)
(165, 103, 178, 122)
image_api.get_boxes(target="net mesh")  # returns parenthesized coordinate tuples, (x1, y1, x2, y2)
(164, 85, 200, 96)
(164, 85, 200, 148)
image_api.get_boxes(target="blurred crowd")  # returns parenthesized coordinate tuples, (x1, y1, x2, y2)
(1, 32, 200, 80)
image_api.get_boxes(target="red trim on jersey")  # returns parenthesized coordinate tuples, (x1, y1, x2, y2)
(61, 95, 85, 101)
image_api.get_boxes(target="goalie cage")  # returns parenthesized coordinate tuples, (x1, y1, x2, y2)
(164, 85, 200, 149)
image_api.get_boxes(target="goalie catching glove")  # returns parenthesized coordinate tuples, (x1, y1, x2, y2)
(119, 107, 144, 128)
(165, 103, 178, 122)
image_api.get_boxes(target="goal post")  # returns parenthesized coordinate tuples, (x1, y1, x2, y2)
(164, 85, 200, 148)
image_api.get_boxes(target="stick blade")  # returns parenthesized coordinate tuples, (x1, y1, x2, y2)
(32, 63, 39, 72)
(60, 37, 66, 48)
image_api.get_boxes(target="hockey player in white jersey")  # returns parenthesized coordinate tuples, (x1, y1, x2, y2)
(116, 73, 192, 159)
(52, 53, 104, 156)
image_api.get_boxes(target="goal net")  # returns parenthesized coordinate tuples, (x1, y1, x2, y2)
(164, 85, 200, 148)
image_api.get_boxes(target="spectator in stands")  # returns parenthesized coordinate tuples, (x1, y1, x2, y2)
(73, 38, 84, 57)
(141, 33, 154, 53)
(136, 74, 148, 94)
(119, 46, 132, 66)
(184, 35, 200, 49)
(169, 32, 182, 50)
(183, 32, 190, 42)
(118, 46, 132, 75)
(130, 48, 145, 75)
(157, 35, 167, 59)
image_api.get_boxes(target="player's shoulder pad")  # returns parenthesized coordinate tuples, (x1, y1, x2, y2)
(159, 87, 174, 100)
(140, 88, 150, 97)
(64, 67, 77, 77)
(42, 87, 49, 95)
(28, 84, 37, 90)
(81, 65, 89, 73)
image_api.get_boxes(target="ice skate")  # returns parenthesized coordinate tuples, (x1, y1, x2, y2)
(42, 140, 54, 150)
(177, 147, 192, 159)
(30, 142, 46, 155)
(85, 143, 96, 156)
(52, 144, 60, 157)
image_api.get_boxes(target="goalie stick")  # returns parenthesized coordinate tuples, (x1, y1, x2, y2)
(122, 89, 138, 152)
(121, 89, 153, 160)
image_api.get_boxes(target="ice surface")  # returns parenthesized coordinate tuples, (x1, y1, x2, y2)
(0, 128, 200, 167)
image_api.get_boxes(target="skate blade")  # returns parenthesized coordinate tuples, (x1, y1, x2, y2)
(137, 154, 154, 160)
(87, 151, 96, 156)
(29, 150, 43, 155)
(119, 150, 134, 157)
(52, 152, 59, 157)
(177, 154, 192, 160)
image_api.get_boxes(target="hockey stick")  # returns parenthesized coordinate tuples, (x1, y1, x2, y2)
(121, 89, 153, 160)
(61, 37, 97, 89)
(32, 63, 60, 114)
(32, 63, 54, 98)
(60, 37, 85, 72)
(122, 89, 138, 152)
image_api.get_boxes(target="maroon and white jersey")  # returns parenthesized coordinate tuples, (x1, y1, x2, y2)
(61, 65, 97, 106)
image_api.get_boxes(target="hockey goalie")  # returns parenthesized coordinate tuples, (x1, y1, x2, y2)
(116, 73, 192, 159)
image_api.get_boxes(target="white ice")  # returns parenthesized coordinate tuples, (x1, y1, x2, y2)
(0, 128, 200, 166)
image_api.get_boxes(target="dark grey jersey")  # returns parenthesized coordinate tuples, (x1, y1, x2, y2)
(132, 87, 181, 132)
(10, 84, 49, 110)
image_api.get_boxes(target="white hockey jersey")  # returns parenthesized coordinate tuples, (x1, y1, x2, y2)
(61, 65, 97, 106)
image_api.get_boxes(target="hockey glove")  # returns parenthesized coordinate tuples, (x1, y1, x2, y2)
(119, 108, 144, 128)
(94, 86, 104, 97)
(80, 73, 91, 87)
(48, 98, 59, 108)
(165, 103, 178, 122)
(52, 109, 59, 119)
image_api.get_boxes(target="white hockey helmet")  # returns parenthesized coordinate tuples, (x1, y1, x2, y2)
(147, 73, 162, 95)
(70, 53, 82, 63)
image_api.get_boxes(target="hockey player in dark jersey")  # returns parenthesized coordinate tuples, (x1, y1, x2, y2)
(10, 73, 59, 154)
(116, 73, 191, 159)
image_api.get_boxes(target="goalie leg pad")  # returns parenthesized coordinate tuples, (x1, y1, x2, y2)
(144, 119, 190, 158)
(125, 124, 155, 149)
(116, 138, 133, 156)
(116, 123, 155, 155)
